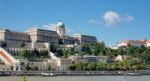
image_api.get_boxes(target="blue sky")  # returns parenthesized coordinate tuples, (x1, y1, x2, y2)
(0, 0, 150, 45)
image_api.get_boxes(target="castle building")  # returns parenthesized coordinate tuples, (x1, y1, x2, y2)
(117, 39, 147, 48)
(56, 21, 76, 45)
(0, 29, 30, 48)
(74, 34, 97, 44)
(56, 21, 65, 37)
(0, 21, 97, 48)
(26, 28, 59, 44)
(0, 21, 98, 71)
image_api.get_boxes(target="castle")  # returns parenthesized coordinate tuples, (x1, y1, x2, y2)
(0, 21, 97, 49)
(0, 21, 98, 71)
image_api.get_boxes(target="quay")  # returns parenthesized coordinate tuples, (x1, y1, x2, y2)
(0, 71, 150, 76)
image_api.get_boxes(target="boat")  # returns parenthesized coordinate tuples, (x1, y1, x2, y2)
(40, 72, 56, 76)
(0, 71, 11, 76)
(127, 72, 141, 76)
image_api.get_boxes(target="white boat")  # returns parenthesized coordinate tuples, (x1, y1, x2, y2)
(127, 72, 141, 76)
(41, 72, 56, 76)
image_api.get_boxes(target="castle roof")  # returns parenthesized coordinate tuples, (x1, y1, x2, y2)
(56, 21, 65, 28)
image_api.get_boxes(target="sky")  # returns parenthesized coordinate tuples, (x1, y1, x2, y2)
(0, 0, 150, 45)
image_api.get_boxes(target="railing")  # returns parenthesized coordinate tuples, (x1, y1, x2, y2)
(0, 47, 16, 65)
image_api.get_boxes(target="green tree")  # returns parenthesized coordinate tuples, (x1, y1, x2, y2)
(10, 66, 14, 71)
(87, 63, 97, 71)
(1, 41, 7, 48)
(50, 45, 57, 52)
(25, 64, 31, 71)
(69, 64, 77, 71)
(33, 49, 40, 58)
(56, 48, 63, 57)
(48, 65, 51, 71)
(20, 42, 26, 48)
(20, 49, 29, 58)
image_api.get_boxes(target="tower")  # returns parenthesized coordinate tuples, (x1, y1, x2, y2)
(56, 21, 65, 37)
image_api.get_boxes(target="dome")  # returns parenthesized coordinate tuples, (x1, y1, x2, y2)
(56, 21, 65, 28)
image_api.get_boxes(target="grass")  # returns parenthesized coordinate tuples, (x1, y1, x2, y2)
(20, 76, 27, 81)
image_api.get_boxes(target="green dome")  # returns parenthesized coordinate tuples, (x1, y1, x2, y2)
(56, 21, 65, 28)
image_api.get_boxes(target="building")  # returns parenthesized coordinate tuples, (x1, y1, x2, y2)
(146, 40, 150, 47)
(0, 47, 52, 71)
(0, 28, 59, 48)
(26, 28, 59, 45)
(0, 29, 30, 48)
(56, 21, 76, 45)
(48, 58, 72, 71)
(117, 39, 147, 48)
(110, 39, 150, 49)
(0, 21, 98, 48)
(48, 55, 112, 71)
(74, 34, 97, 44)
(115, 55, 134, 62)
(69, 55, 112, 63)
(56, 21, 65, 37)
(0, 20, 98, 71)
(59, 36, 75, 45)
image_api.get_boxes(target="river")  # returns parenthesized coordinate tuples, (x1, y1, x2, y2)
(0, 76, 150, 81)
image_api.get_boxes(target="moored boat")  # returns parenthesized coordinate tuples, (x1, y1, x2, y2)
(40, 72, 56, 76)
(127, 72, 141, 76)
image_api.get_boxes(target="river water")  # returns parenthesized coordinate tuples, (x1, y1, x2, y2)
(0, 76, 150, 81)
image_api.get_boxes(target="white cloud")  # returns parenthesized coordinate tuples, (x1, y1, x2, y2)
(35, 23, 72, 33)
(29, 25, 39, 29)
(103, 11, 121, 26)
(42, 24, 56, 31)
(88, 19, 99, 24)
(103, 11, 134, 26)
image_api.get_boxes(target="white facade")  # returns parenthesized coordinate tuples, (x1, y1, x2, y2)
(26, 28, 59, 44)
(74, 34, 97, 44)
(146, 41, 150, 47)
(117, 42, 128, 47)
(69, 55, 111, 63)
(49, 58, 72, 71)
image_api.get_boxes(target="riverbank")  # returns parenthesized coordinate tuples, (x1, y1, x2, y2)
(1, 70, 150, 76)
(1, 76, 150, 81)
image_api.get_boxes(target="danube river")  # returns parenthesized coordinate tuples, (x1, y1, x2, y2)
(0, 76, 150, 81)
